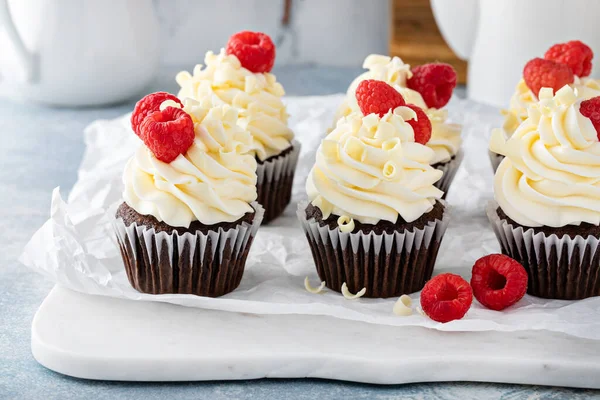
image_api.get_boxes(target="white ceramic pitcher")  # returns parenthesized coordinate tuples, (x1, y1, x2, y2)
(432, 0, 600, 107)
(0, 0, 160, 106)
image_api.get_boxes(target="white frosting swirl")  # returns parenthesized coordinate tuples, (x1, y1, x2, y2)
(307, 107, 443, 224)
(490, 86, 600, 228)
(123, 98, 258, 227)
(333, 54, 462, 164)
(176, 49, 293, 161)
(502, 77, 600, 135)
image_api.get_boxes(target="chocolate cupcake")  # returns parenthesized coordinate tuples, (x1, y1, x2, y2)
(300, 201, 447, 297)
(488, 86, 600, 300)
(331, 54, 463, 198)
(176, 31, 299, 224)
(299, 84, 450, 298)
(114, 93, 263, 297)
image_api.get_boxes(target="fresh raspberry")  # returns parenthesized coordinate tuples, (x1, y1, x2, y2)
(523, 58, 574, 97)
(420, 273, 473, 323)
(139, 107, 195, 163)
(131, 92, 183, 139)
(225, 31, 275, 73)
(470, 254, 528, 311)
(355, 79, 406, 117)
(406, 63, 457, 109)
(580, 96, 600, 140)
(404, 104, 432, 145)
(544, 40, 593, 77)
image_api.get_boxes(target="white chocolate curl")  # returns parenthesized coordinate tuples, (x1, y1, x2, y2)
(393, 294, 413, 316)
(337, 215, 355, 233)
(304, 277, 326, 294)
(341, 282, 366, 299)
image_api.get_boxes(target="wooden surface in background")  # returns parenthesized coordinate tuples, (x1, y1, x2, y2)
(390, 0, 467, 84)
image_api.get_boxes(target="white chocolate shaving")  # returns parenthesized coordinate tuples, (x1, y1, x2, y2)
(416, 307, 426, 316)
(341, 282, 366, 299)
(382, 160, 397, 179)
(304, 277, 326, 294)
(337, 215, 355, 233)
(393, 294, 413, 316)
(382, 137, 400, 151)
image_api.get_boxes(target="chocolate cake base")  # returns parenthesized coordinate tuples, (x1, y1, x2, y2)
(256, 144, 299, 224)
(301, 202, 447, 298)
(496, 208, 600, 239)
(115, 203, 258, 297)
(495, 207, 600, 300)
(305, 201, 445, 235)
(116, 202, 255, 235)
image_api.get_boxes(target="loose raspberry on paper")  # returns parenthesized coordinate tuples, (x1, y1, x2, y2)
(225, 31, 276, 73)
(406, 63, 457, 109)
(580, 96, 600, 140)
(470, 254, 528, 311)
(404, 104, 432, 145)
(355, 79, 406, 117)
(131, 92, 183, 139)
(139, 107, 195, 163)
(544, 40, 593, 77)
(523, 58, 574, 97)
(420, 273, 473, 323)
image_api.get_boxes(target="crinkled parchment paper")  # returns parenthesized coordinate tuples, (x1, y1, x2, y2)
(21, 95, 600, 340)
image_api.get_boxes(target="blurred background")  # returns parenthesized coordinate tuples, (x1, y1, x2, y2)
(1, 0, 600, 107)
(0, 0, 462, 106)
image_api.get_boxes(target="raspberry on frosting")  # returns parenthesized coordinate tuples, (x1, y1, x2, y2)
(523, 58, 574, 97)
(580, 96, 600, 140)
(407, 63, 457, 109)
(544, 40, 593, 77)
(131, 92, 183, 139)
(130, 92, 195, 163)
(355, 79, 406, 117)
(225, 31, 276, 73)
(404, 104, 432, 145)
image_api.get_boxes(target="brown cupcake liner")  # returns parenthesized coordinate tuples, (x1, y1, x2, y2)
(487, 201, 600, 300)
(433, 149, 464, 199)
(489, 150, 504, 173)
(297, 200, 450, 298)
(257, 140, 301, 224)
(114, 202, 264, 297)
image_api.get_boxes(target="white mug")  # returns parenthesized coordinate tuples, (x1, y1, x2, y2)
(432, 0, 600, 107)
(0, 0, 160, 106)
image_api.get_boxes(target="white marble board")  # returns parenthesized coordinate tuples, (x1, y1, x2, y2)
(31, 286, 600, 388)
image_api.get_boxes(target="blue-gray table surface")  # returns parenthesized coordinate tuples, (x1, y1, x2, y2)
(0, 65, 597, 400)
